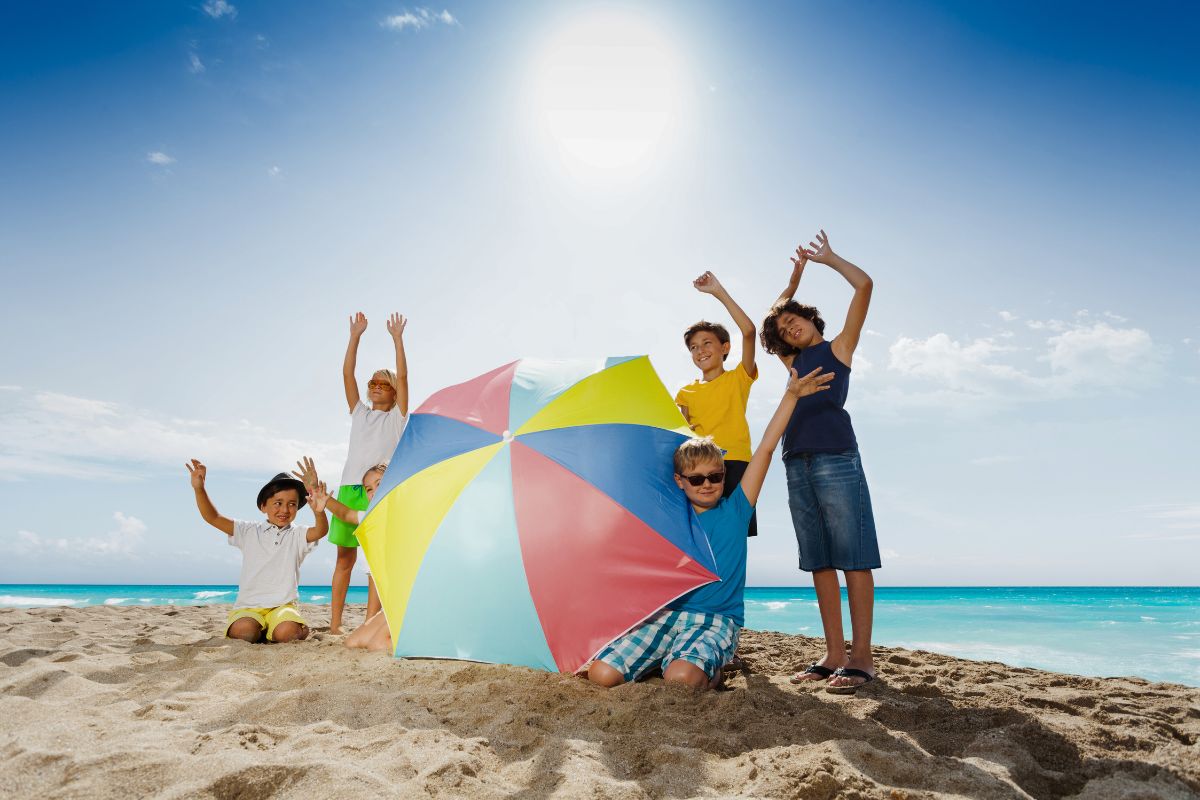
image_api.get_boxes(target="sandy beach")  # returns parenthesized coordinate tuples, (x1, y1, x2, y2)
(1, 605, 1196, 799)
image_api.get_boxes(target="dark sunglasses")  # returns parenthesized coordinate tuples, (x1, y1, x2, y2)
(681, 471, 725, 487)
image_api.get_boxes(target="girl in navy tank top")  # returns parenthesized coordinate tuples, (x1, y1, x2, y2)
(760, 229, 881, 695)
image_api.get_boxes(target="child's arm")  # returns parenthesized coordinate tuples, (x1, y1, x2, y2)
(774, 245, 809, 305)
(803, 230, 872, 366)
(293, 458, 363, 526)
(387, 312, 410, 416)
(187, 459, 234, 536)
(343, 312, 368, 413)
(306, 489, 329, 543)
(771, 245, 809, 370)
(694, 271, 757, 379)
(739, 368, 835, 505)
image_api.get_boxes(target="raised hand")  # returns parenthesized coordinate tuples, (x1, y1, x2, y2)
(386, 312, 407, 340)
(692, 271, 724, 295)
(349, 312, 368, 338)
(802, 229, 836, 265)
(790, 244, 808, 276)
(787, 366, 835, 398)
(186, 459, 207, 489)
(291, 456, 318, 490)
(309, 481, 330, 513)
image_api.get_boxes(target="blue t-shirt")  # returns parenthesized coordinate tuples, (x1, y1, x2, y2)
(668, 485, 754, 626)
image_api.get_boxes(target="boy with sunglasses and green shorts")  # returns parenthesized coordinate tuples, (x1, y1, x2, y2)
(588, 364, 833, 690)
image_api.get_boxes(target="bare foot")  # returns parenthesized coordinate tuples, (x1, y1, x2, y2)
(329, 627, 344, 636)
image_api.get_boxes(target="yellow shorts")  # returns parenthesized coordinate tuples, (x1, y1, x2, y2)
(225, 603, 307, 641)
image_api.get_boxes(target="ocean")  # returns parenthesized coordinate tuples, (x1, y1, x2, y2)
(3, 584, 1197, 686)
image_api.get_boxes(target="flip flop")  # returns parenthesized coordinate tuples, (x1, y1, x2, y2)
(790, 663, 836, 684)
(825, 667, 875, 695)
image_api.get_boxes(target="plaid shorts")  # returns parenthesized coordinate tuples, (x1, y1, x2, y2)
(594, 608, 740, 682)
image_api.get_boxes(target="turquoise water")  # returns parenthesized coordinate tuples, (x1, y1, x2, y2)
(3, 585, 1197, 686)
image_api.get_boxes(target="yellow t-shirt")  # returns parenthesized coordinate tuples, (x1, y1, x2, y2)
(674, 363, 757, 462)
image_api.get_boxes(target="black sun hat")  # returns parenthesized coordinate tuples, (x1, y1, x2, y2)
(256, 473, 309, 509)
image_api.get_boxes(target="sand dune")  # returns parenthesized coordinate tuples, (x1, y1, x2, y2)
(1, 604, 1196, 799)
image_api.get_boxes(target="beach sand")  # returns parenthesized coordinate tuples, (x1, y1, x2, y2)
(1, 605, 1196, 799)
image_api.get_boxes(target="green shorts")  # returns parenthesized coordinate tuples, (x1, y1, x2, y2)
(329, 484, 369, 547)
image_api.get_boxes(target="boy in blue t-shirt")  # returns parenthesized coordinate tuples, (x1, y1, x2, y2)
(588, 365, 834, 690)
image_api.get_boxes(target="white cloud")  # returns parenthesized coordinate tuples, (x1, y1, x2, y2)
(188, 51, 205, 74)
(1041, 322, 1159, 393)
(146, 151, 175, 166)
(876, 318, 1162, 411)
(267, 165, 282, 177)
(998, 310, 1018, 322)
(888, 334, 1028, 390)
(0, 388, 345, 482)
(202, 0, 237, 20)
(11, 512, 146, 559)
(382, 7, 459, 31)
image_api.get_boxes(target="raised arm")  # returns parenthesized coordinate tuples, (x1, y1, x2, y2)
(775, 245, 808, 305)
(308, 481, 361, 528)
(306, 491, 329, 543)
(803, 230, 872, 365)
(387, 312, 410, 416)
(343, 312, 368, 413)
(694, 271, 757, 379)
(739, 368, 835, 505)
(187, 459, 234, 536)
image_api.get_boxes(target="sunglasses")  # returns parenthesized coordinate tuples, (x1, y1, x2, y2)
(367, 380, 394, 390)
(680, 471, 725, 487)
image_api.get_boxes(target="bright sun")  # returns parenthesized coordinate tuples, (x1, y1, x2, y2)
(528, 10, 685, 176)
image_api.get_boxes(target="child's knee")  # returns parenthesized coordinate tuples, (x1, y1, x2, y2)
(663, 659, 711, 689)
(271, 622, 309, 643)
(587, 660, 626, 688)
(334, 547, 358, 569)
(227, 618, 264, 643)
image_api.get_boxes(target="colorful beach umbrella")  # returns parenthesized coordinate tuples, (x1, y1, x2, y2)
(354, 356, 720, 673)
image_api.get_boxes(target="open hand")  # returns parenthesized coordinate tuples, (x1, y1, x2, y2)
(291, 456, 318, 490)
(186, 459, 207, 489)
(309, 481, 330, 513)
(386, 312, 407, 340)
(787, 367, 835, 398)
(802, 229, 836, 265)
(349, 312, 368, 337)
(790, 244, 808, 276)
(692, 271, 724, 295)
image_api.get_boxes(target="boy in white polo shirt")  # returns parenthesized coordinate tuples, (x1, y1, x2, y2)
(187, 459, 329, 643)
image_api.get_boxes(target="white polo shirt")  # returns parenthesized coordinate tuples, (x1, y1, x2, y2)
(229, 520, 318, 609)
(340, 401, 407, 486)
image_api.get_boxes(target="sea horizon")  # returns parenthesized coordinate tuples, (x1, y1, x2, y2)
(4, 584, 1197, 687)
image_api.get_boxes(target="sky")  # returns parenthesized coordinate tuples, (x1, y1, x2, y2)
(1, 0, 1197, 587)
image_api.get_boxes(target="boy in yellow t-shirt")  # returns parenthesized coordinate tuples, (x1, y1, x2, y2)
(675, 271, 759, 536)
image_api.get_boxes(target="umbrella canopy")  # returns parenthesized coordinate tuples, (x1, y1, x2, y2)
(355, 355, 720, 673)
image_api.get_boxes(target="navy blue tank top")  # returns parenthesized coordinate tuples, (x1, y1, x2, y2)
(782, 341, 858, 457)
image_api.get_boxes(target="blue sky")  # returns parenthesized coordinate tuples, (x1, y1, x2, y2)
(1, 0, 1197, 587)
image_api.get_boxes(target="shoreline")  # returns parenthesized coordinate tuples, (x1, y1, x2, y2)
(2, 604, 1197, 799)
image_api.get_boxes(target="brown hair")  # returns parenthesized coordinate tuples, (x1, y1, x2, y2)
(683, 321, 731, 362)
(760, 300, 826, 357)
(673, 436, 724, 475)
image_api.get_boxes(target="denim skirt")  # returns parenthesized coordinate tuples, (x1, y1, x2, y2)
(784, 449, 881, 572)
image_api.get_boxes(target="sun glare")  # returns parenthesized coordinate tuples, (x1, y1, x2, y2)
(527, 10, 685, 178)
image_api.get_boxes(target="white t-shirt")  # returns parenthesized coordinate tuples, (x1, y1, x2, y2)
(229, 520, 318, 608)
(340, 401, 407, 486)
